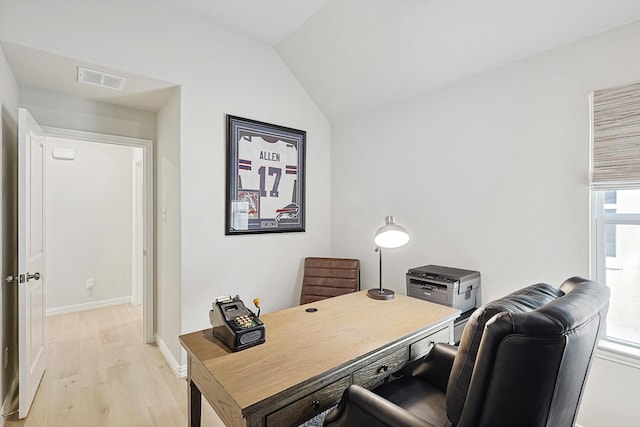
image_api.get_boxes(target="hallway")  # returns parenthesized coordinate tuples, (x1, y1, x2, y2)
(4, 304, 221, 427)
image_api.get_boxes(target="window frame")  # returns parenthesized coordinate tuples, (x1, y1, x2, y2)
(590, 190, 640, 365)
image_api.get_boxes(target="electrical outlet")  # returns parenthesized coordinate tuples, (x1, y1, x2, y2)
(86, 279, 95, 289)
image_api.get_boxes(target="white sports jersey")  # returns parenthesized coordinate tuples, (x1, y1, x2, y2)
(237, 135, 298, 219)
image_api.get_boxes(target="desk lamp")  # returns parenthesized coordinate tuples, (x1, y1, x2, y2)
(368, 215, 410, 300)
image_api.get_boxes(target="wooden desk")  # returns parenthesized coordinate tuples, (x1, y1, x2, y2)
(179, 291, 459, 427)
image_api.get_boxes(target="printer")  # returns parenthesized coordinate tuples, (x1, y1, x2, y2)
(406, 265, 481, 312)
(406, 265, 481, 342)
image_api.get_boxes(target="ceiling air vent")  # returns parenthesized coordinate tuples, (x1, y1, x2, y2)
(77, 66, 127, 91)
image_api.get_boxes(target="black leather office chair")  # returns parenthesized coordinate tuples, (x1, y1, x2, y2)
(323, 276, 610, 427)
(300, 257, 360, 305)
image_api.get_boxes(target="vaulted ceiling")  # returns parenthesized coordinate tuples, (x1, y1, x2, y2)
(168, 0, 640, 122)
(5, 0, 640, 121)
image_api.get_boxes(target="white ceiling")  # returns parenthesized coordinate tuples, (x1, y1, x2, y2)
(4, 0, 640, 119)
(161, 0, 331, 46)
(274, 0, 640, 121)
(1, 42, 178, 112)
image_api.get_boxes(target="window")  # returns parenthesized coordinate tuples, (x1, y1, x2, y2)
(592, 190, 640, 348)
(591, 81, 640, 353)
(604, 191, 618, 257)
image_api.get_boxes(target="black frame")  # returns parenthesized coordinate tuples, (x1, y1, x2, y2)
(225, 115, 306, 235)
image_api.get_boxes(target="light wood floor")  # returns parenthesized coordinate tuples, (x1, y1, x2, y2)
(4, 304, 224, 427)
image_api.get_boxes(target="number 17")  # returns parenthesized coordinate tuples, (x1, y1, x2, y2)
(258, 166, 281, 197)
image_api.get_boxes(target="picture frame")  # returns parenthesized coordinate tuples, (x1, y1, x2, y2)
(225, 115, 306, 235)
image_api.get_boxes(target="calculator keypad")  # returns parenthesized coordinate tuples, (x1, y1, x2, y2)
(233, 315, 255, 329)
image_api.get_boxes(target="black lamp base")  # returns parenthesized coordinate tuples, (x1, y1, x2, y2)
(367, 288, 395, 300)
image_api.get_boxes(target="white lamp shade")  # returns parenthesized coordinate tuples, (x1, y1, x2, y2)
(374, 216, 410, 248)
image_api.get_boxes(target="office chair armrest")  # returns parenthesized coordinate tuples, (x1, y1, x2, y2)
(323, 385, 435, 427)
(410, 342, 458, 392)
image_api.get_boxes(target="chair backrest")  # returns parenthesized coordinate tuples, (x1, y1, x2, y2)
(300, 257, 360, 305)
(447, 277, 609, 427)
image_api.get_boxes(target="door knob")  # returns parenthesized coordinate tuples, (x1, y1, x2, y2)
(5, 273, 40, 284)
(26, 272, 40, 282)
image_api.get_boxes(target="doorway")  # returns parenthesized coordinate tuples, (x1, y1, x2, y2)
(42, 127, 154, 343)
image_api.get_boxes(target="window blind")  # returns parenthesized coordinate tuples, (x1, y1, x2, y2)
(591, 81, 640, 190)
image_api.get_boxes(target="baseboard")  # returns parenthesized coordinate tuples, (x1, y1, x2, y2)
(156, 335, 187, 378)
(46, 296, 132, 316)
(0, 374, 18, 424)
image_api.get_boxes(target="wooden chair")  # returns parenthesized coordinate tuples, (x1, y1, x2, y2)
(300, 257, 360, 305)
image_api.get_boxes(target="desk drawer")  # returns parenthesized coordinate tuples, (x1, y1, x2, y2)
(266, 376, 350, 427)
(410, 326, 450, 359)
(353, 346, 409, 389)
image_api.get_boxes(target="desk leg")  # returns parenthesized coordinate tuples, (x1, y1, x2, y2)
(188, 381, 202, 427)
(187, 355, 202, 427)
(188, 379, 202, 427)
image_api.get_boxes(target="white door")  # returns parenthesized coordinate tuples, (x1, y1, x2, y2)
(17, 108, 47, 418)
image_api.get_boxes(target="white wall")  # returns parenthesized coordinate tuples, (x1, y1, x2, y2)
(0, 1, 332, 366)
(331, 20, 640, 427)
(580, 356, 640, 426)
(19, 87, 157, 140)
(44, 137, 136, 311)
(156, 87, 182, 362)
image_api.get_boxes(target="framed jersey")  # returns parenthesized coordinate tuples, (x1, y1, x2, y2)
(226, 115, 306, 235)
